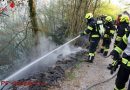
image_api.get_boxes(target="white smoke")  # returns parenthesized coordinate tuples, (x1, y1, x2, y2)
(2, 34, 81, 82)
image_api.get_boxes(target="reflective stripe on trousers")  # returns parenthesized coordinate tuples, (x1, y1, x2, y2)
(122, 58, 130, 67)
(104, 34, 109, 38)
(89, 53, 95, 56)
(91, 35, 99, 38)
(114, 87, 125, 90)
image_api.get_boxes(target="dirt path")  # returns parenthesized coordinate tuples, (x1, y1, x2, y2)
(48, 53, 118, 90)
(48, 39, 119, 90)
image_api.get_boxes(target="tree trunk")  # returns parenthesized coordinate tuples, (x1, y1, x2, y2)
(28, 0, 39, 45)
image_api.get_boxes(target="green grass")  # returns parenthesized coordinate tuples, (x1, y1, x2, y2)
(65, 62, 81, 80)
(66, 71, 75, 80)
(74, 62, 81, 69)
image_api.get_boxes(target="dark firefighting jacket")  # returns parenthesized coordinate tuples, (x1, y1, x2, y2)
(116, 22, 129, 42)
(103, 22, 116, 38)
(113, 27, 130, 68)
(83, 18, 100, 39)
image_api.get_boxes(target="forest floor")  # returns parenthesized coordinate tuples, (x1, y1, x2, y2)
(49, 53, 116, 90)
(48, 39, 124, 90)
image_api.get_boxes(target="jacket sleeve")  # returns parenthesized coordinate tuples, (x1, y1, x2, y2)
(114, 31, 129, 54)
(83, 22, 94, 35)
(116, 26, 124, 41)
(109, 25, 116, 37)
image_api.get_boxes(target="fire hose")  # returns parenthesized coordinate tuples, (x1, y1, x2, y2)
(86, 73, 117, 90)
(87, 54, 118, 90)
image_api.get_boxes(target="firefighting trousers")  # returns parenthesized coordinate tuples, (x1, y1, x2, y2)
(88, 38, 100, 57)
(114, 40, 120, 47)
(102, 38, 111, 49)
(115, 64, 130, 89)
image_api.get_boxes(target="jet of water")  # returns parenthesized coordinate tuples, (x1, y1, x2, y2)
(2, 35, 80, 81)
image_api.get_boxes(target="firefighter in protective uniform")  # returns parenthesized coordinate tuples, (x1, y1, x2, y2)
(99, 16, 116, 56)
(80, 13, 100, 63)
(109, 27, 130, 90)
(108, 14, 130, 89)
(114, 15, 129, 47)
(108, 15, 130, 69)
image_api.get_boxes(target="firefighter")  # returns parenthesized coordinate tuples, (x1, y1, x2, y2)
(99, 16, 116, 56)
(108, 15, 130, 69)
(114, 14, 129, 47)
(109, 27, 130, 90)
(80, 13, 101, 63)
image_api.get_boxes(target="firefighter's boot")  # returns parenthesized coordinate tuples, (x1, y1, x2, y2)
(87, 55, 94, 63)
(107, 64, 113, 70)
(103, 51, 108, 56)
(99, 48, 104, 53)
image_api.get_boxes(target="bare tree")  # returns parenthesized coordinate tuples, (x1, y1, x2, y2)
(28, 0, 39, 45)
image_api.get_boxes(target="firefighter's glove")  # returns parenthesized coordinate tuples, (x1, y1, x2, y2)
(110, 50, 120, 60)
(80, 32, 86, 36)
(110, 60, 119, 74)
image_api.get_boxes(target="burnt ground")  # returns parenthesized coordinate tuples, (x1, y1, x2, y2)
(1, 50, 89, 90)
(48, 39, 120, 90)
(49, 53, 117, 90)
(2, 39, 128, 90)
(1, 50, 118, 90)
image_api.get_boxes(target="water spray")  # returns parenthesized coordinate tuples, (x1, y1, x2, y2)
(1, 35, 80, 84)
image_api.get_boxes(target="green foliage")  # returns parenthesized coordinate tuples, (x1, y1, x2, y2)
(95, 1, 121, 19)
(41, 0, 123, 42)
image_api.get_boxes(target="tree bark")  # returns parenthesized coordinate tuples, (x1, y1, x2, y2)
(28, 0, 39, 45)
